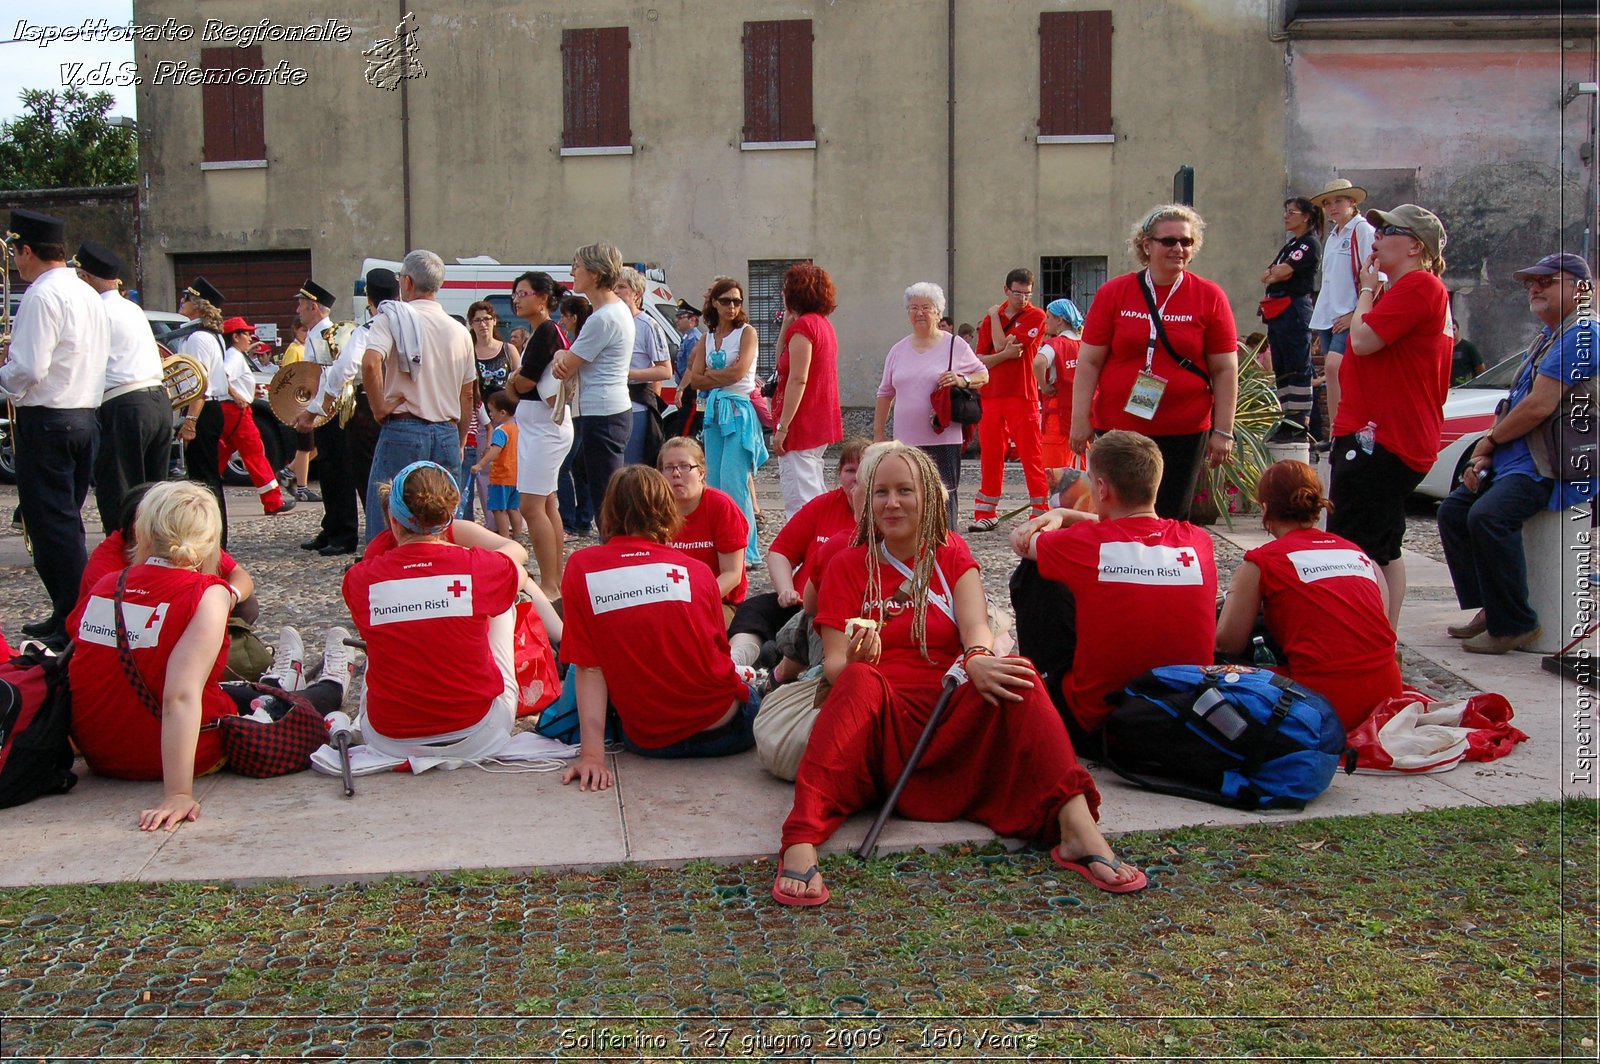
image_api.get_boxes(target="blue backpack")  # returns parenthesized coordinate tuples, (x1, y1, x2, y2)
(1103, 664, 1356, 810)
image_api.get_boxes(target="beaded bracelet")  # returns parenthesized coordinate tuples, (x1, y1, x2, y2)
(962, 646, 995, 667)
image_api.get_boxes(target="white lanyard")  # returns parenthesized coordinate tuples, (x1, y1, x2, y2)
(1142, 268, 1185, 373)
(876, 542, 956, 625)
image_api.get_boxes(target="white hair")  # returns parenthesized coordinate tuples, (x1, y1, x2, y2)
(400, 249, 445, 293)
(903, 281, 946, 320)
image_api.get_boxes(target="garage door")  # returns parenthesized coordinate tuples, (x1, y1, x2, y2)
(170, 250, 313, 351)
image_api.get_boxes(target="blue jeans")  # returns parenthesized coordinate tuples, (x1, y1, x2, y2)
(365, 418, 463, 542)
(623, 407, 651, 465)
(574, 411, 631, 524)
(1438, 472, 1554, 637)
(557, 429, 593, 534)
(457, 444, 479, 521)
(623, 686, 761, 759)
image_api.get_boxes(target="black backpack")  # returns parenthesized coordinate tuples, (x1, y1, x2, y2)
(0, 643, 78, 808)
(1103, 664, 1355, 811)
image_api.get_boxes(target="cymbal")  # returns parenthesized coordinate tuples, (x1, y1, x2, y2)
(268, 361, 330, 428)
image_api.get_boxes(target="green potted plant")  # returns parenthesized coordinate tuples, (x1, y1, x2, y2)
(1190, 334, 1280, 526)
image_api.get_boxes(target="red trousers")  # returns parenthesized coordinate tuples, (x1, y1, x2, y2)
(780, 662, 1098, 850)
(975, 396, 1050, 519)
(218, 402, 285, 512)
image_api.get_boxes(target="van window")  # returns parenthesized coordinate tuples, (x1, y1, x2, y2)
(487, 295, 530, 337)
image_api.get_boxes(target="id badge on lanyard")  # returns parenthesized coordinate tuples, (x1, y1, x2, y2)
(1124, 270, 1183, 421)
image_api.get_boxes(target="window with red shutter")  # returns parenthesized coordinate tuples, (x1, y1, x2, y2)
(743, 19, 815, 148)
(201, 46, 266, 164)
(1038, 11, 1113, 143)
(562, 27, 632, 153)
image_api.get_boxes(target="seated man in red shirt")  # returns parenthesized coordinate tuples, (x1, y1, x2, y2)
(1010, 430, 1218, 738)
(561, 466, 760, 791)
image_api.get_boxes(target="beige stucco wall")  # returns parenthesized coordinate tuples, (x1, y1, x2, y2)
(134, 0, 1282, 405)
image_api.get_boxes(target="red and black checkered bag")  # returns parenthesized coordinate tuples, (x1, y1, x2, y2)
(113, 571, 328, 779)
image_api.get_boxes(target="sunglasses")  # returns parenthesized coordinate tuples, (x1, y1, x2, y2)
(1149, 236, 1195, 248)
(1523, 275, 1563, 290)
(1377, 224, 1417, 239)
(716, 296, 743, 307)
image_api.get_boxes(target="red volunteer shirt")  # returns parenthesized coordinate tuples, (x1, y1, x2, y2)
(1036, 516, 1217, 733)
(344, 542, 521, 739)
(770, 486, 857, 572)
(774, 313, 843, 452)
(1332, 270, 1453, 472)
(1245, 528, 1399, 724)
(805, 530, 856, 593)
(79, 530, 238, 604)
(976, 304, 1047, 402)
(1080, 271, 1236, 436)
(362, 523, 459, 561)
(1046, 334, 1080, 427)
(671, 486, 750, 605)
(560, 536, 747, 749)
(69, 564, 233, 780)
(815, 535, 979, 697)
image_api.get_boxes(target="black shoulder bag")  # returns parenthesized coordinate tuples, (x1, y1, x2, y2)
(1139, 277, 1214, 392)
(944, 333, 984, 425)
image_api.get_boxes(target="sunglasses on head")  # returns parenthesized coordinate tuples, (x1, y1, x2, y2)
(1149, 235, 1195, 248)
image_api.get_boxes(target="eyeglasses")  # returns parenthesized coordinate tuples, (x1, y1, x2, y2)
(1523, 275, 1563, 290)
(1377, 225, 1417, 239)
(512, 289, 535, 300)
(470, 316, 494, 325)
(1007, 288, 1033, 298)
(1149, 236, 1196, 248)
(661, 463, 701, 475)
(716, 296, 743, 307)
(1284, 208, 1305, 216)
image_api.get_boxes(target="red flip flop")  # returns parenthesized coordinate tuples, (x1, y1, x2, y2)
(772, 858, 830, 907)
(1050, 847, 1149, 894)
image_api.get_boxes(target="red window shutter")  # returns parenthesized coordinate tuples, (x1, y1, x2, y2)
(201, 46, 265, 162)
(1039, 11, 1112, 136)
(743, 21, 780, 143)
(777, 20, 813, 141)
(563, 28, 629, 148)
(744, 20, 812, 143)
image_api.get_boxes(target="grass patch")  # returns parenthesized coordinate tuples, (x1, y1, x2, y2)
(1, 800, 1593, 1058)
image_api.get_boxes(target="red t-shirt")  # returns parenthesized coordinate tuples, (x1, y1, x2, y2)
(805, 529, 857, 593)
(68, 564, 233, 780)
(79, 530, 238, 604)
(774, 313, 843, 452)
(362, 523, 458, 560)
(1080, 270, 1237, 435)
(672, 487, 750, 605)
(1245, 528, 1400, 724)
(815, 535, 979, 697)
(343, 542, 521, 739)
(1332, 270, 1453, 472)
(1036, 516, 1218, 733)
(770, 486, 857, 572)
(1046, 334, 1080, 427)
(976, 304, 1047, 402)
(560, 536, 746, 748)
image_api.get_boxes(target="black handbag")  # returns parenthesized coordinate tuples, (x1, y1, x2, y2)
(935, 333, 983, 428)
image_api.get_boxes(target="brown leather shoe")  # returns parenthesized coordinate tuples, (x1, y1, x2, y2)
(1447, 611, 1488, 639)
(1462, 627, 1542, 655)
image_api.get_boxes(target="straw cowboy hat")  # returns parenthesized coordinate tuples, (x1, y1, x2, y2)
(1310, 178, 1367, 208)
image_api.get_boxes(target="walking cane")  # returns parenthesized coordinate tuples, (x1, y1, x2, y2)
(856, 662, 967, 859)
(324, 711, 356, 797)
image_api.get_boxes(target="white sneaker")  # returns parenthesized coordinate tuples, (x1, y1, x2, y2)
(967, 517, 999, 532)
(319, 626, 357, 694)
(275, 626, 307, 692)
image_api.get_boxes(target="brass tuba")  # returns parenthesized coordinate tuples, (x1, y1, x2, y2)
(160, 342, 207, 409)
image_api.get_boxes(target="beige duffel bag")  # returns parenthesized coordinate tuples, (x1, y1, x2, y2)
(753, 675, 826, 781)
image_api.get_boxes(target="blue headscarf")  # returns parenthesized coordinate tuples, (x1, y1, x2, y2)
(388, 460, 458, 535)
(1045, 298, 1084, 332)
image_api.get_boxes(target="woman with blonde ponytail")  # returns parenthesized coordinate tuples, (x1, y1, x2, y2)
(1216, 460, 1402, 730)
(773, 442, 1145, 906)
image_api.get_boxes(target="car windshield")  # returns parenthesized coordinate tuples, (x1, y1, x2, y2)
(1460, 353, 1524, 389)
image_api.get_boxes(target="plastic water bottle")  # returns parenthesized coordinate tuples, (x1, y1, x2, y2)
(1356, 421, 1377, 455)
(1251, 636, 1277, 668)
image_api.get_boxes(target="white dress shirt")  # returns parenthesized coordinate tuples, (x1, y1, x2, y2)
(302, 316, 334, 366)
(0, 265, 109, 407)
(179, 328, 229, 400)
(313, 321, 369, 412)
(100, 289, 164, 399)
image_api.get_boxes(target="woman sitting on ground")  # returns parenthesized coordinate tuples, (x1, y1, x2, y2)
(560, 466, 761, 790)
(773, 443, 1145, 906)
(659, 437, 749, 625)
(68, 482, 350, 831)
(344, 461, 558, 765)
(1216, 459, 1401, 731)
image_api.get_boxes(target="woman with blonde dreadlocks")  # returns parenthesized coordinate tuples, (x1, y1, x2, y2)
(773, 443, 1145, 906)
